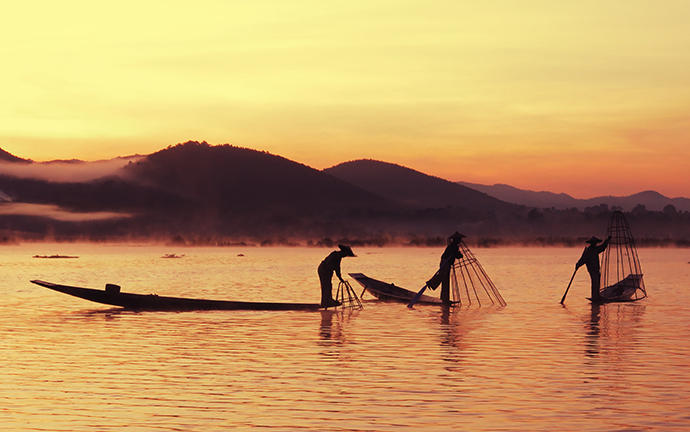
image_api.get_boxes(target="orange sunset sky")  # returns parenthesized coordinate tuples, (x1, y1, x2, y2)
(1, 1, 689, 199)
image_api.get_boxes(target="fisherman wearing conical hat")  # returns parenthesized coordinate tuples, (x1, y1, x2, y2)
(318, 244, 356, 308)
(429, 232, 464, 306)
(576, 235, 612, 301)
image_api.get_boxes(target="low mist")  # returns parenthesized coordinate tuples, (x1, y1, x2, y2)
(0, 157, 142, 183)
(0, 203, 131, 222)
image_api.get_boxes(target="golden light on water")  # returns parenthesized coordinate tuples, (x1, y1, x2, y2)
(2, 245, 689, 430)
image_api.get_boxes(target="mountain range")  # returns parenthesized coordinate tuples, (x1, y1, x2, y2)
(324, 159, 519, 213)
(0, 148, 30, 163)
(458, 181, 690, 213)
(0, 142, 688, 244)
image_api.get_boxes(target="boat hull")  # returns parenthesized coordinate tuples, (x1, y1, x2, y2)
(31, 280, 322, 311)
(349, 273, 443, 305)
(588, 274, 647, 303)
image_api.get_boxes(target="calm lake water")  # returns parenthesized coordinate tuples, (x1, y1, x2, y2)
(1, 244, 689, 431)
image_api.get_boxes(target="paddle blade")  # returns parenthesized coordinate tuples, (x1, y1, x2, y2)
(407, 285, 428, 308)
(559, 290, 568, 305)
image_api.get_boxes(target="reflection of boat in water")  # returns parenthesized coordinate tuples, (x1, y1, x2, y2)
(584, 302, 646, 360)
(31, 280, 322, 312)
(591, 211, 647, 303)
(349, 273, 443, 305)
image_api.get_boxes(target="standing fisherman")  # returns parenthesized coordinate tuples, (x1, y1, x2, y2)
(427, 232, 464, 305)
(318, 245, 356, 308)
(576, 236, 611, 301)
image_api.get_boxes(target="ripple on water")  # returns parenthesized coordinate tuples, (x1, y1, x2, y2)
(0, 245, 689, 431)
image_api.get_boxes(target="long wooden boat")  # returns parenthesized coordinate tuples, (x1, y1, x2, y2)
(31, 280, 323, 312)
(348, 273, 443, 305)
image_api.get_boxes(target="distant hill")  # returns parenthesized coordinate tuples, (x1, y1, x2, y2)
(1, 141, 399, 213)
(0, 148, 31, 163)
(325, 159, 521, 213)
(1, 143, 688, 243)
(120, 142, 396, 214)
(458, 181, 690, 212)
(0, 142, 408, 240)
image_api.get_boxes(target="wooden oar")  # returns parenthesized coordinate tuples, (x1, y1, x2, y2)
(560, 268, 578, 305)
(407, 255, 456, 308)
(407, 284, 429, 308)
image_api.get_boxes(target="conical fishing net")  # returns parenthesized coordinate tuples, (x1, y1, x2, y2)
(600, 211, 647, 301)
(335, 280, 363, 310)
(450, 238, 506, 306)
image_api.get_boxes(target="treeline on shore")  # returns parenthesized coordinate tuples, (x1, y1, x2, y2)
(4, 233, 690, 248)
(1, 203, 689, 247)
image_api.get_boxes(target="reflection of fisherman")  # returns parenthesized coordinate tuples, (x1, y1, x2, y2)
(576, 236, 611, 300)
(428, 232, 464, 306)
(318, 245, 355, 308)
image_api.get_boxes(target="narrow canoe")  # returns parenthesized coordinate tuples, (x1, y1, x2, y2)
(348, 273, 443, 305)
(31, 280, 323, 312)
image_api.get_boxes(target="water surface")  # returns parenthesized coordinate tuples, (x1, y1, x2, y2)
(1, 245, 688, 431)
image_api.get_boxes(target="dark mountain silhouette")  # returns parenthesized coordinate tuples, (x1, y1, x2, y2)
(458, 182, 579, 209)
(0, 148, 31, 163)
(0, 142, 409, 240)
(324, 159, 522, 213)
(458, 181, 690, 212)
(120, 142, 396, 215)
(0, 143, 688, 244)
(0, 142, 395, 217)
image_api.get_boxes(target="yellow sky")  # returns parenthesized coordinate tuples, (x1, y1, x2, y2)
(1, 1, 689, 198)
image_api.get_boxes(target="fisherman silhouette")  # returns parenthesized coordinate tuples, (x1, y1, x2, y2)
(318, 245, 355, 308)
(576, 235, 612, 301)
(430, 232, 464, 306)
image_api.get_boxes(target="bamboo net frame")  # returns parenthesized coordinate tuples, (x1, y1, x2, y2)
(336, 279, 364, 310)
(600, 211, 647, 301)
(449, 238, 506, 307)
